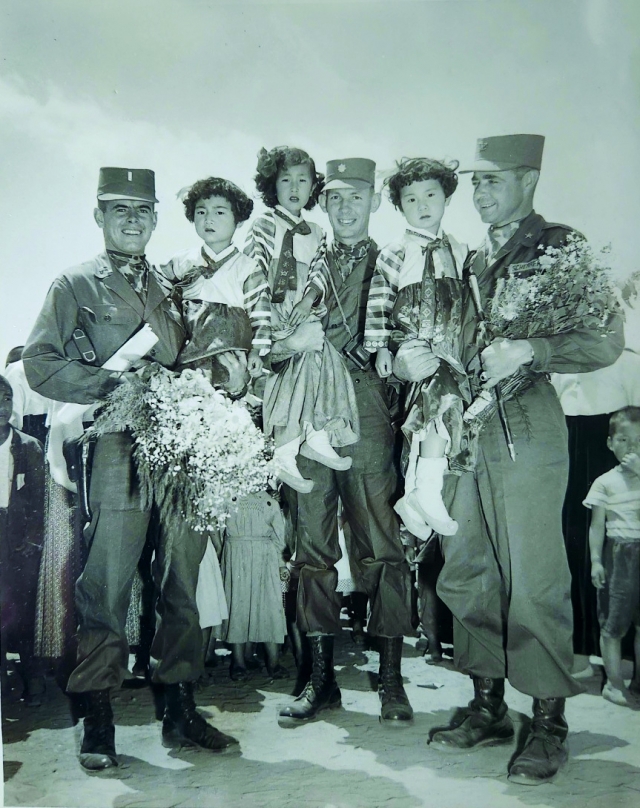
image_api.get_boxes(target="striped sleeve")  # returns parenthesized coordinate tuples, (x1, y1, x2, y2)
(242, 258, 272, 354)
(244, 214, 276, 279)
(363, 244, 404, 351)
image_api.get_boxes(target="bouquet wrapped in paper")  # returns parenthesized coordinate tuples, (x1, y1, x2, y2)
(463, 233, 621, 436)
(91, 366, 273, 535)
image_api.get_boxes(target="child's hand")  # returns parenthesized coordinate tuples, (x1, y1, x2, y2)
(591, 560, 606, 589)
(247, 349, 263, 378)
(375, 347, 393, 378)
(620, 452, 640, 477)
(288, 291, 315, 328)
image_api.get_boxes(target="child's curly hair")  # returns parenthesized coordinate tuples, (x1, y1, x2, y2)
(183, 177, 253, 224)
(254, 146, 324, 210)
(384, 157, 460, 210)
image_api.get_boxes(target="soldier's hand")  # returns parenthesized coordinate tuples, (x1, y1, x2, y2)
(480, 338, 534, 388)
(276, 320, 325, 356)
(393, 339, 440, 382)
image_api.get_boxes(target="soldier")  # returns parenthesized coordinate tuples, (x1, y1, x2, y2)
(23, 168, 238, 770)
(395, 135, 624, 784)
(277, 158, 414, 727)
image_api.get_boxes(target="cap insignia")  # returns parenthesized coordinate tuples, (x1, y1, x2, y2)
(478, 140, 488, 152)
(338, 163, 346, 173)
(127, 170, 133, 182)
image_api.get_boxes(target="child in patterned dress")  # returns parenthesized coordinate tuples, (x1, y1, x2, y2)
(585, 406, 640, 707)
(163, 177, 271, 390)
(245, 146, 359, 493)
(364, 158, 469, 538)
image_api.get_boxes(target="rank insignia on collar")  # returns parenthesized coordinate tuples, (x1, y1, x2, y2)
(338, 163, 346, 172)
(478, 140, 488, 152)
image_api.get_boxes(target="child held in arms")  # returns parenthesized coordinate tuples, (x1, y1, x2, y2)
(163, 177, 271, 395)
(585, 406, 640, 706)
(364, 158, 469, 539)
(245, 146, 359, 493)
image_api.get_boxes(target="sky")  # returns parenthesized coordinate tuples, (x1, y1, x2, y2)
(1, 0, 639, 364)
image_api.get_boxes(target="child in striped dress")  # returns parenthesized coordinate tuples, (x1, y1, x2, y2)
(245, 146, 359, 494)
(364, 158, 469, 539)
(163, 177, 271, 388)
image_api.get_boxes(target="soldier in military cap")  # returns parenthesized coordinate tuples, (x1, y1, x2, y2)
(395, 135, 624, 783)
(277, 158, 415, 728)
(23, 167, 238, 769)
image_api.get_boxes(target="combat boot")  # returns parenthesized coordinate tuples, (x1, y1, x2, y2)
(508, 697, 568, 785)
(430, 676, 514, 750)
(162, 681, 239, 752)
(79, 689, 118, 770)
(378, 637, 414, 726)
(279, 634, 341, 725)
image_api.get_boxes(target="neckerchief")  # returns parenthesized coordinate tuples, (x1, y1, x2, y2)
(485, 219, 523, 265)
(419, 234, 457, 336)
(330, 238, 371, 281)
(271, 209, 311, 303)
(107, 249, 149, 298)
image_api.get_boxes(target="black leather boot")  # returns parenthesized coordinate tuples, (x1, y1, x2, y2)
(508, 697, 568, 785)
(430, 677, 514, 750)
(378, 637, 413, 726)
(278, 634, 341, 725)
(162, 682, 239, 752)
(79, 689, 118, 770)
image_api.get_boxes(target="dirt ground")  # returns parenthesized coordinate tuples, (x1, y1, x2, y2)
(2, 628, 640, 808)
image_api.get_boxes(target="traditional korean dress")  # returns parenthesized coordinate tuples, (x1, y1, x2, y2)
(245, 207, 359, 447)
(365, 228, 470, 467)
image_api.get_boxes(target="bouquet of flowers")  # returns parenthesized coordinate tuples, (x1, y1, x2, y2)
(461, 234, 621, 463)
(91, 366, 272, 535)
(488, 232, 619, 340)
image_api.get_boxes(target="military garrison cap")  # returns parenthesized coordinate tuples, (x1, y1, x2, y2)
(324, 158, 376, 190)
(460, 135, 545, 173)
(97, 167, 158, 203)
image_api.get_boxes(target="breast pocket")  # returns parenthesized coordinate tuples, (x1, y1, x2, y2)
(90, 304, 140, 326)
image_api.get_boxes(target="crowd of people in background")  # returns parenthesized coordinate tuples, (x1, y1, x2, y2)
(1, 133, 639, 788)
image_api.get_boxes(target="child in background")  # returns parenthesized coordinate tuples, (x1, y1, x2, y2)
(163, 176, 271, 383)
(218, 490, 288, 681)
(585, 406, 640, 706)
(0, 374, 46, 706)
(245, 146, 359, 493)
(364, 158, 469, 539)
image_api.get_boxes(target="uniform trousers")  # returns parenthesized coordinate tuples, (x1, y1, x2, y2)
(294, 370, 413, 638)
(437, 381, 584, 699)
(66, 432, 207, 693)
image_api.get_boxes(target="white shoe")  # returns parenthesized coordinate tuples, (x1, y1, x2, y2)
(300, 427, 352, 471)
(394, 496, 433, 542)
(602, 683, 631, 707)
(409, 457, 458, 536)
(274, 441, 314, 494)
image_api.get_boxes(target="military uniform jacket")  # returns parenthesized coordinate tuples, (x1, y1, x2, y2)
(461, 211, 624, 384)
(23, 252, 185, 405)
(308, 240, 380, 369)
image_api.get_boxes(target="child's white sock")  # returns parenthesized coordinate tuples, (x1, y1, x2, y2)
(407, 457, 458, 536)
(300, 424, 352, 471)
(273, 438, 314, 494)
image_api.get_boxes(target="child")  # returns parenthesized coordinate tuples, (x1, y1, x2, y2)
(0, 374, 46, 706)
(364, 158, 469, 538)
(585, 406, 640, 706)
(245, 146, 359, 493)
(218, 490, 288, 680)
(164, 176, 271, 385)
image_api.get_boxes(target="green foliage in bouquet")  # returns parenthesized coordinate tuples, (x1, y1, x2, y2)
(489, 232, 621, 340)
(91, 366, 272, 536)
